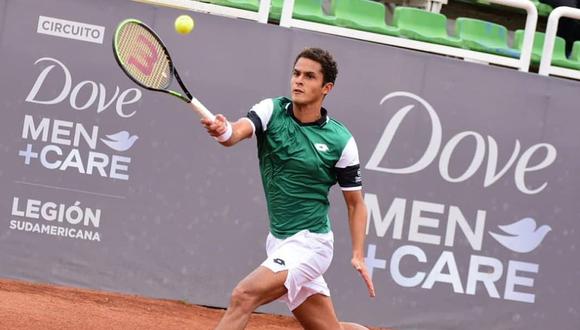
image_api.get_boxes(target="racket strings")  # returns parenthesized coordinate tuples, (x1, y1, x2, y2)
(115, 23, 171, 89)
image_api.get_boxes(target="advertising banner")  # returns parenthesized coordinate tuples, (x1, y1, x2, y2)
(0, 0, 578, 328)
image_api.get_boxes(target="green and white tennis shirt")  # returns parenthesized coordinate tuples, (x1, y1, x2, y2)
(245, 97, 362, 239)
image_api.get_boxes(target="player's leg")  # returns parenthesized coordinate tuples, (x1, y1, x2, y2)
(292, 293, 342, 329)
(292, 293, 369, 330)
(214, 266, 288, 330)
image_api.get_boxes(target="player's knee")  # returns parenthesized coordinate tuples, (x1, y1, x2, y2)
(229, 285, 259, 314)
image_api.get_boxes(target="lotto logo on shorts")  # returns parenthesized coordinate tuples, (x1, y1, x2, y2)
(273, 258, 285, 266)
(37, 16, 105, 44)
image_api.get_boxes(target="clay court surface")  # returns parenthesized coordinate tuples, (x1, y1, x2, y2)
(0, 278, 387, 329)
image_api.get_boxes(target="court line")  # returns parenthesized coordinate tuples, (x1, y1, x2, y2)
(14, 181, 126, 200)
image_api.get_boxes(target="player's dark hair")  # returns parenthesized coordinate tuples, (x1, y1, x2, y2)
(294, 48, 338, 86)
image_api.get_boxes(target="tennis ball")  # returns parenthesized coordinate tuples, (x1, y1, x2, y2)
(175, 15, 194, 35)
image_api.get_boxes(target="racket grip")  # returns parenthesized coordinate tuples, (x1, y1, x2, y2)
(190, 97, 216, 121)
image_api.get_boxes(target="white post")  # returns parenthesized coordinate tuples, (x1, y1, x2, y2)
(489, 0, 537, 72)
(257, 0, 272, 24)
(539, 7, 580, 76)
(280, 0, 295, 28)
(429, 0, 448, 13)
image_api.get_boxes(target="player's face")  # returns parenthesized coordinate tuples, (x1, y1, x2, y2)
(291, 57, 333, 106)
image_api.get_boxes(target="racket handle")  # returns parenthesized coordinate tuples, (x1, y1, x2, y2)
(190, 97, 216, 121)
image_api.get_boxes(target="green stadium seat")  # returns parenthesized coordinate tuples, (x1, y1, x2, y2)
(570, 41, 580, 63)
(549, 39, 580, 70)
(514, 30, 580, 70)
(208, 0, 259, 11)
(393, 7, 462, 48)
(269, 0, 336, 25)
(270, 0, 283, 19)
(455, 18, 520, 58)
(332, 0, 399, 36)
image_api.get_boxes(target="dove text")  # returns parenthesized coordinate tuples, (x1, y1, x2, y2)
(366, 92, 557, 195)
(25, 57, 142, 118)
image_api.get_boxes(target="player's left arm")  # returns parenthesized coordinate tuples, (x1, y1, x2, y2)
(336, 136, 375, 297)
(342, 190, 375, 297)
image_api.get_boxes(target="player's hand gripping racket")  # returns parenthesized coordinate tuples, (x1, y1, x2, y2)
(113, 18, 215, 121)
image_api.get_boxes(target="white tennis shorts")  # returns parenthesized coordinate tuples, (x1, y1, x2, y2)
(261, 229, 334, 311)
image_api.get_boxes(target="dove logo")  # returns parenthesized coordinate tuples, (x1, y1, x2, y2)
(26, 57, 142, 119)
(366, 92, 557, 195)
(489, 218, 551, 253)
(100, 131, 138, 152)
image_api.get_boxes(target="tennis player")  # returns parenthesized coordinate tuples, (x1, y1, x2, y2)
(201, 47, 375, 330)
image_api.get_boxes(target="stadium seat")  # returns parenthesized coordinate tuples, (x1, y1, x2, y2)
(514, 30, 580, 70)
(269, 0, 336, 24)
(208, 0, 259, 11)
(331, 0, 399, 36)
(455, 18, 520, 58)
(393, 7, 462, 47)
(548, 38, 580, 70)
(269, 0, 283, 20)
(570, 41, 580, 63)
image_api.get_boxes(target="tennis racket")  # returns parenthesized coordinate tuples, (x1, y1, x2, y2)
(112, 18, 215, 121)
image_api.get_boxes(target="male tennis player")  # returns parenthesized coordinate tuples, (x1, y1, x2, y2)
(201, 48, 374, 330)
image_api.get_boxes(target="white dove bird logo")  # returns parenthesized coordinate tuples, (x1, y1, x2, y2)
(100, 131, 139, 152)
(489, 217, 551, 253)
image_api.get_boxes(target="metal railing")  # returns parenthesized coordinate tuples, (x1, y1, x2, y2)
(280, 0, 537, 72)
(539, 6, 580, 80)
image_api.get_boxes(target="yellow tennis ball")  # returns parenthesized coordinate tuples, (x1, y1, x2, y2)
(175, 15, 194, 35)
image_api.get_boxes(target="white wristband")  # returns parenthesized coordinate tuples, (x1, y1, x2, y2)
(214, 121, 233, 142)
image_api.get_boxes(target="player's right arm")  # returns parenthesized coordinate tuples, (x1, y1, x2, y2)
(200, 98, 274, 147)
(201, 115, 253, 147)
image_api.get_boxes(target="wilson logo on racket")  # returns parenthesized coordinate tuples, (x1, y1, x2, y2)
(127, 35, 159, 76)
